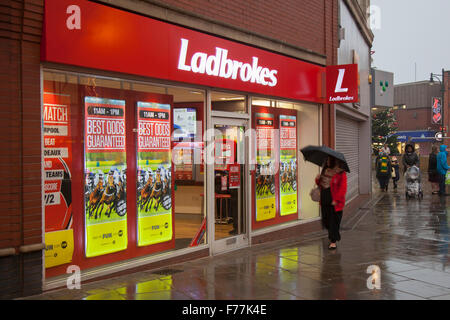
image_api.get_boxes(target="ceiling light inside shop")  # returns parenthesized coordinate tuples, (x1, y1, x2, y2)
(277, 102, 295, 109)
(219, 97, 244, 101)
(252, 100, 271, 107)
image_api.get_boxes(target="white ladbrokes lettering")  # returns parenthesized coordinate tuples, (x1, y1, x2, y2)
(178, 38, 278, 87)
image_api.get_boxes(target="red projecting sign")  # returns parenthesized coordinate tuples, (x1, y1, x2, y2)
(326, 64, 359, 104)
(42, 0, 326, 103)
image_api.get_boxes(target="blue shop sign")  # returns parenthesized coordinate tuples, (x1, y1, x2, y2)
(391, 130, 436, 142)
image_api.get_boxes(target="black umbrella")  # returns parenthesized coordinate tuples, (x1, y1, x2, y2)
(300, 145, 350, 173)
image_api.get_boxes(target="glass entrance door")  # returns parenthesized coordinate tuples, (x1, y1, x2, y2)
(208, 117, 249, 254)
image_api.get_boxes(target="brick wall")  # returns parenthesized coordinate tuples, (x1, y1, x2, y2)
(0, 0, 44, 299)
(151, 0, 337, 62)
(394, 108, 434, 132)
(445, 71, 450, 135)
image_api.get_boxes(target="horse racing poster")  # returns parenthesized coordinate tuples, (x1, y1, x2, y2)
(43, 92, 74, 268)
(255, 113, 276, 222)
(279, 115, 298, 216)
(84, 97, 128, 258)
(136, 101, 173, 247)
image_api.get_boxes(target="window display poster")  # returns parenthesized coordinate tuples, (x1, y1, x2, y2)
(214, 138, 235, 171)
(229, 163, 241, 189)
(84, 97, 128, 258)
(173, 108, 196, 139)
(137, 101, 173, 247)
(279, 115, 298, 216)
(255, 113, 276, 221)
(173, 142, 193, 180)
(43, 92, 74, 268)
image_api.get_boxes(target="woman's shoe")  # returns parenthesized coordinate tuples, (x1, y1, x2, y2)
(328, 243, 337, 250)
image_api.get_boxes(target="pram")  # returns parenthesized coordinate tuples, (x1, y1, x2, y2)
(404, 165, 423, 200)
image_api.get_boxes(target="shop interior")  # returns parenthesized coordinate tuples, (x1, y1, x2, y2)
(42, 71, 256, 257)
(42, 70, 321, 277)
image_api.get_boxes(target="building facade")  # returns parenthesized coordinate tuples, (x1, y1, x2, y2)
(393, 77, 448, 155)
(336, 0, 374, 200)
(0, 0, 370, 298)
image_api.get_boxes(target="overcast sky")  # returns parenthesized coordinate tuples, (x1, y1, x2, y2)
(371, 0, 450, 84)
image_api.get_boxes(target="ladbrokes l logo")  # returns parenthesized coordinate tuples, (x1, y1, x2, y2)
(326, 64, 359, 104)
(177, 38, 278, 87)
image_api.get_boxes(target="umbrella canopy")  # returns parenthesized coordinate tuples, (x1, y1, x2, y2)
(300, 145, 350, 173)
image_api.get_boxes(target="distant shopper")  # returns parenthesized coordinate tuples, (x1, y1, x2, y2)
(315, 156, 347, 250)
(380, 144, 391, 156)
(391, 156, 400, 190)
(436, 145, 449, 196)
(402, 143, 419, 173)
(376, 152, 392, 191)
(428, 145, 440, 195)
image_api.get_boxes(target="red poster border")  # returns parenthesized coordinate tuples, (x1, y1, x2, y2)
(251, 105, 298, 231)
(44, 80, 176, 278)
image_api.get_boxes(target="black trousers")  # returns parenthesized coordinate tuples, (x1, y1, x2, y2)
(321, 188, 343, 243)
(377, 176, 390, 189)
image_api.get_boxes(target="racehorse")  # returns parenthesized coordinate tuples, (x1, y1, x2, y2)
(139, 174, 154, 212)
(87, 178, 104, 218)
(281, 168, 291, 192)
(261, 174, 274, 195)
(97, 173, 117, 219)
(149, 170, 163, 211)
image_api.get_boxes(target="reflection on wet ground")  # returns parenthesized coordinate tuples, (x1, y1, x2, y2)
(26, 175, 450, 300)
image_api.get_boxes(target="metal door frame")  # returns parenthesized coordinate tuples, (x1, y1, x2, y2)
(206, 94, 251, 255)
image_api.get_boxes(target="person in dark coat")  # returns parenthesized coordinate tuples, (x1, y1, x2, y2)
(428, 145, 440, 194)
(402, 143, 419, 173)
(376, 152, 392, 191)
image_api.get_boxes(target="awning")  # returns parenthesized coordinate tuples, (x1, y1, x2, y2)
(390, 130, 437, 142)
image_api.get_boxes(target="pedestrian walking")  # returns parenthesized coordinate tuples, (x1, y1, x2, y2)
(436, 144, 449, 196)
(428, 145, 440, 194)
(380, 143, 391, 156)
(376, 152, 392, 191)
(402, 143, 419, 174)
(391, 156, 400, 190)
(315, 156, 347, 250)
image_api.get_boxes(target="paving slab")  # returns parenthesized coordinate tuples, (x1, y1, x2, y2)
(22, 177, 450, 300)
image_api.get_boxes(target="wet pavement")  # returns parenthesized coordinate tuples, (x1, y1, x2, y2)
(23, 174, 450, 300)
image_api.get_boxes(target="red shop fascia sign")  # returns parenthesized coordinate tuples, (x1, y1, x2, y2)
(41, 0, 358, 104)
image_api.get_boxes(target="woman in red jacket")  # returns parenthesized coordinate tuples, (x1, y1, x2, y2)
(315, 156, 348, 250)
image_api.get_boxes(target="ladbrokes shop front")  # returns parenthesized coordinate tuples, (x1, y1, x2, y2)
(39, 0, 342, 289)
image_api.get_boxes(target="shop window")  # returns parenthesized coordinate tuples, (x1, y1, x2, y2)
(42, 70, 206, 278)
(251, 98, 320, 231)
(295, 103, 321, 220)
(211, 91, 246, 113)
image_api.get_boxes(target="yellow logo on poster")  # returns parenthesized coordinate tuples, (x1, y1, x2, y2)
(45, 229, 74, 268)
(85, 220, 128, 258)
(138, 213, 173, 247)
(256, 197, 276, 221)
(280, 193, 297, 216)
